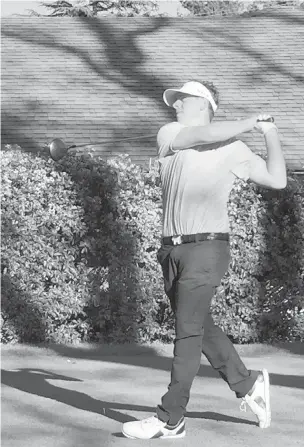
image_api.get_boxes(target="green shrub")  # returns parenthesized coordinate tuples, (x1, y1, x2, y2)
(1, 147, 168, 344)
(55, 152, 167, 343)
(211, 170, 304, 343)
(1, 147, 95, 343)
(1, 145, 303, 344)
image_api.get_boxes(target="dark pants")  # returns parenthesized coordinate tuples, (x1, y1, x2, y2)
(156, 240, 259, 425)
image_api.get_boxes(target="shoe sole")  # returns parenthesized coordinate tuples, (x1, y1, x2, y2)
(261, 368, 271, 428)
(122, 429, 186, 439)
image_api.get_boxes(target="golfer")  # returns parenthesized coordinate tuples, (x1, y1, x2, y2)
(122, 81, 287, 439)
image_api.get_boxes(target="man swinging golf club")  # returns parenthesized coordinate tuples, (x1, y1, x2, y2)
(122, 81, 287, 439)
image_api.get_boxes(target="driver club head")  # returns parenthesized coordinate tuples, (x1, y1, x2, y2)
(49, 138, 69, 161)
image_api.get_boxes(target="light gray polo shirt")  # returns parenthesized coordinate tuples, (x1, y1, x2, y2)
(157, 121, 262, 237)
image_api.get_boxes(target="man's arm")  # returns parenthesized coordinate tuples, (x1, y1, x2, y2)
(248, 126, 287, 190)
(171, 116, 259, 151)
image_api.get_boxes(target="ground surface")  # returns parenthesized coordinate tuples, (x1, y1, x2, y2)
(1, 342, 304, 447)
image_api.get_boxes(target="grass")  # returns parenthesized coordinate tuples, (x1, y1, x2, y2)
(2, 340, 304, 359)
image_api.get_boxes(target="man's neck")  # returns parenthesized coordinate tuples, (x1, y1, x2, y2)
(177, 114, 210, 126)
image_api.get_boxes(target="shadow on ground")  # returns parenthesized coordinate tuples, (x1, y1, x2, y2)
(275, 342, 304, 356)
(47, 343, 304, 390)
(1, 368, 257, 427)
(3, 342, 304, 391)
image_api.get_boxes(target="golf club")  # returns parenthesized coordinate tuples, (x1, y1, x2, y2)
(48, 117, 274, 161)
(49, 133, 157, 161)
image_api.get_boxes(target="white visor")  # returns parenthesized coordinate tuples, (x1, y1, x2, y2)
(163, 81, 218, 113)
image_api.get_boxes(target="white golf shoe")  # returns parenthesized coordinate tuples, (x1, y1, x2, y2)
(122, 415, 186, 439)
(240, 369, 271, 428)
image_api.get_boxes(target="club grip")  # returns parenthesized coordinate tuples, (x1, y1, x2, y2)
(257, 117, 274, 123)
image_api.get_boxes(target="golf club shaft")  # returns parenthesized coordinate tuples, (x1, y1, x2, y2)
(68, 133, 157, 150)
(67, 118, 274, 150)
(66, 117, 274, 156)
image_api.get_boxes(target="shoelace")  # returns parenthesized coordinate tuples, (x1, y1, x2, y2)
(240, 399, 247, 412)
(141, 416, 161, 426)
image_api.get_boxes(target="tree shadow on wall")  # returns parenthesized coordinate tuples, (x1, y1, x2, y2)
(53, 153, 149, 343)
(246, 7, 304, 26)
(2, 11, 303, 103)
(1, 17, 174, 147)
(79, 17, 171, 111)
(256, 177, 304, 342)
(1, 112, 41, 152)
(183, 11, 304, 85)
(3, 12, 303, 152)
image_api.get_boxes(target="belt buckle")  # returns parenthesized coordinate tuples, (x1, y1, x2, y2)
(207, 232, 216, 240)
(172, 235, 183, 246)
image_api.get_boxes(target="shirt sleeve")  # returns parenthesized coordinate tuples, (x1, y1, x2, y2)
(230, 141, 263, 181)
(157, 122, 184, 158)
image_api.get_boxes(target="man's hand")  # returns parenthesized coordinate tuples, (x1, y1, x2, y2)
(238, 114, 275, 133)
(253, 114, 277, 134)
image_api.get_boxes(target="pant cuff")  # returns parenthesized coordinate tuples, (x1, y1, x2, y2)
(235, 370, 260, 398)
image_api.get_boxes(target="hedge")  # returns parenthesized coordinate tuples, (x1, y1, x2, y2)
(212, 169, 304, 343)
(1, 145, 303, 344)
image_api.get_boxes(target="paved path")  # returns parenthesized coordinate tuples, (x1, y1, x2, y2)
(1, 342, 304, 447)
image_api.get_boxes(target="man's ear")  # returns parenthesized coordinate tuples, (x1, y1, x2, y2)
(173, 99, 183, 110)
(199, 98, 209, 111)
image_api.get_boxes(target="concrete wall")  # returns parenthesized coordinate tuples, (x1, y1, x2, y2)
(2, 9, 304, 168)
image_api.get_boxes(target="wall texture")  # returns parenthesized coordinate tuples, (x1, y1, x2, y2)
(2, 7, 304, 169)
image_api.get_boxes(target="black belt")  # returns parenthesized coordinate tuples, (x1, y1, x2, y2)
(162, 232, 229, 246)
